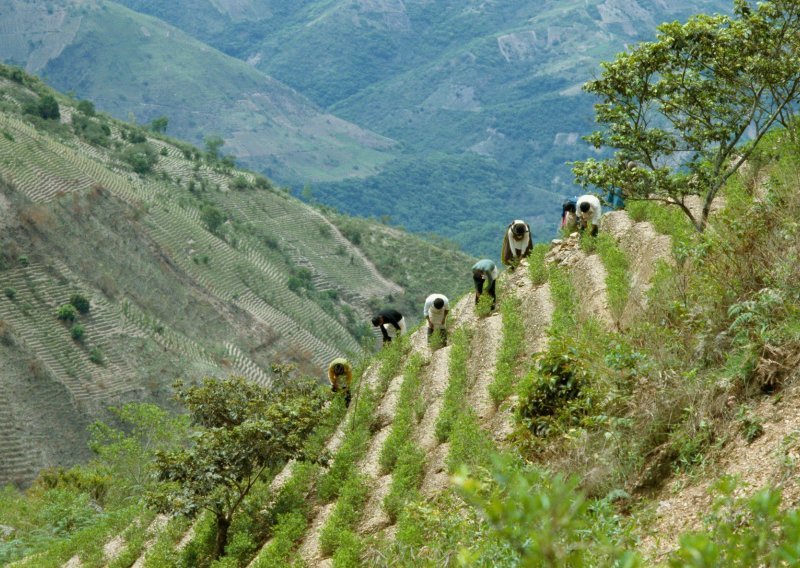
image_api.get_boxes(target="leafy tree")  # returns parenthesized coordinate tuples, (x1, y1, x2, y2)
(200, 204, 225, 234)
(88, 403, 189, 503)
(573, 0, 800, 231)
(150, 116, 169, 133)
(148, 376, 327, 560)
(76, 100, 95, 116)
(36, 94, 60, 120)
(204, 135, 225, 161)
(69, 293, 90, 314)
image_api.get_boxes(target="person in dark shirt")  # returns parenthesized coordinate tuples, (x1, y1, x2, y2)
(371, 308, 406, 346)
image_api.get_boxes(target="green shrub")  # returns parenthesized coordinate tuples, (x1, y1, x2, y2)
(669, 478, 800, 567)
(4, 287, 15, 300)
(76, 100, 95, 116)
(455, 456, 638, 566)
(24, 94, 60, 121)
(88, 347, 104, 364)
(69, 294, 90, 314)
(56, 304, 77, 321)
(516, 337, 594, 438)
(70, 323, 85, 341)
(120, 143, 158, 174)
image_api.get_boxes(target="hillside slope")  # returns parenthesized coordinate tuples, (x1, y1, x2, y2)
(0, 0, 396, 185)
(0, 68, 470, 488)
(7, 143, 800, 565)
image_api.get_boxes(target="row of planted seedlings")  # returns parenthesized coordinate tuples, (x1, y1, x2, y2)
(373, 300, 507, 563)
(130, 339, 408, 568)
(258, 335, 411, 566)
(312, 334, 425, 566)
(378, 242, 633, 564)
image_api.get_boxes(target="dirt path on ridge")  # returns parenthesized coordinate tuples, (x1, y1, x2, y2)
(601, 211, 672, 328)
(548, 238, 615, 330)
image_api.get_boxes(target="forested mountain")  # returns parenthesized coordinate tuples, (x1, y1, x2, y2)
(118, 0, 731, 254)
(0, 0, 731, 255)
(0, 66, 471, 487)
(0, 0, 395, 185)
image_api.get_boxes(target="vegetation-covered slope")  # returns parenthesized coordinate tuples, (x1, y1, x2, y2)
(6, 126, 800, 565)
(0, 0, 395, 185)
(0, 66, 470, 488)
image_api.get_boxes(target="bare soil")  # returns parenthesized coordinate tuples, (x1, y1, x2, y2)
(641, 379, 800, 561)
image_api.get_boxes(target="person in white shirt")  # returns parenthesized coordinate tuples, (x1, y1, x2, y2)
(501, 220, 532, 269)
(423, 293, 450, 345)
(576, 194, 602, 237)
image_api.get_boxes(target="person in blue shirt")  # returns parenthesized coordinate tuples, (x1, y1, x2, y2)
(472, 259, 498, 311)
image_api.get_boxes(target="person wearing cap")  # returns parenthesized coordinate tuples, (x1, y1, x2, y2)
(575, 194, 602, 237)
(327, 358, 353, 406)
(472, 258, 499, 310)
(501, 219, 532, 269)
(423, 293, 450, 345)
(371, 308, 406, 347)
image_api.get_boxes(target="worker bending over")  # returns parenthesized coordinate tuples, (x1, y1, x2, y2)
(328, 358, 352, 407)
(423, 294, 450, 346)
(472, 258, 498, 311)
(501, 219, 532, 269)
(371, 308, 406, 346)
(576, 194, 602, 237)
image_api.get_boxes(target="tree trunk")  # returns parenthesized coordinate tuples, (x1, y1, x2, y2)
(213, 514, 231, 560)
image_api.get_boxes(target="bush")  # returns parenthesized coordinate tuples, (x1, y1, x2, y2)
(89, 347, 104, 365)
(3, 287, 15, 300)
(70, 323, 85, 341)
(76, 100, 95, 116)
(669, 478, 800, 566)
(120, 143, 158, 174)
(56, 304, 77, 321)
(200, 205, 225, 234)
(517, 337, 594, 438)
(69, 293, 90, 314)
(24, 94, 60, 120)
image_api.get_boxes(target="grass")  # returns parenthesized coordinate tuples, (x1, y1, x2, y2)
(141, 515, 193, 567)
(384, 444, 426, 523)
(317, 385, 377, 502)
(106, 511, 157, 568)
(488, 296, 526, 406)
(626, 200, 695, 257)
(434, 328, 470, 443)
(548, 264, 577, 335)
(527, 243, 550, 286)
(379, 353, 426, 473)
(586, 232, 631, 322)
(10, 505, 141, 568)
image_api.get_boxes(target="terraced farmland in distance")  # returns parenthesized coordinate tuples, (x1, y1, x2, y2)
(0, 71, 467, 487)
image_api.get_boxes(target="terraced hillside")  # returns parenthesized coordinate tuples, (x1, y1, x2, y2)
(33, 203, 676, 567)
(10, 147, 800, 565)
(0, 69, 470, 488)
